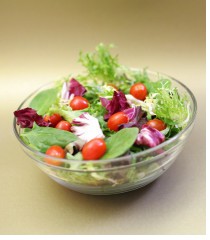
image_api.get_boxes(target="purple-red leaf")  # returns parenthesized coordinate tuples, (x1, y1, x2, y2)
(69, 78, 87, 96)
(14, 107, 50, 128)
(100, 91, 130, 120)
(135, 124, 165, 148)
(61, 78, 87, 99)
(120, 106, 147, 130)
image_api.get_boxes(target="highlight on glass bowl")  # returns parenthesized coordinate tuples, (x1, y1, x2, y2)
(13, 43, 197, 195)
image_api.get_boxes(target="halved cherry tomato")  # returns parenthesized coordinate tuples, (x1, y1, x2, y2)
(55, 120, 72, 131)
(70, 96, 89, 110)
(146, 118, 166, 131)
(44, 113, 62, 127)
(130, 83, 147, 100)
(44, 145, 65, 166)
(107, 112, 129, 131)
(82, 138, 106, 160)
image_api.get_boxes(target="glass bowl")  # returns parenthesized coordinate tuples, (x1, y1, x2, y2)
(13, 70, 197, 195)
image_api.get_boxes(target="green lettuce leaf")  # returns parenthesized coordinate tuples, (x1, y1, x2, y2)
(29, 87, 59, 115)
(149, 86, 190, 128)
(20, 124, 78, 152)
(49, 105, 84, 122)
(101, 127, 139, 159)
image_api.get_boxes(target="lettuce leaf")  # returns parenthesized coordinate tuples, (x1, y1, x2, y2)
(79, 43, 119, 83)
(101, 128, 139, 159)
(29, 87, 59, 115)
(48, 105, 83, 122)
(148, 86, 190, 128)
(20, 123, 78, 152)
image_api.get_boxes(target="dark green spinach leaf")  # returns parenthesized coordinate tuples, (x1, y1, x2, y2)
(101, 127, 139, 159)
(21, 124, 78, 152)
(29, 88, 59, 115)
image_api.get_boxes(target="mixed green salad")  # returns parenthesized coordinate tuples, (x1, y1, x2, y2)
(14, 43, 190, 171)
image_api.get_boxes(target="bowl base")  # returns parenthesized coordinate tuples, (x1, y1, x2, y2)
(49, 168, 165, 195)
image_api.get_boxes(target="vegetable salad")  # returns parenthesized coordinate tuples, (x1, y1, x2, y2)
(14, 43, 190, 165)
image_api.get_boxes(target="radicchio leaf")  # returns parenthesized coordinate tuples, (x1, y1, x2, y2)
(120, 106, 147, 130)
(61, 78, 87, 99)
(71, 112, 105, 142)
(69, 78, 87, 96)
(135, 124, 165, 148)
(100, 91, 130, 120)
(14, 107, 50, 128)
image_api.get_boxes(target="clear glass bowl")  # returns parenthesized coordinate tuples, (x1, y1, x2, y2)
(13, 71, 197, 195)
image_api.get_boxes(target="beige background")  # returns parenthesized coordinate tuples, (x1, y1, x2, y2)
(0, 0, 205, 235)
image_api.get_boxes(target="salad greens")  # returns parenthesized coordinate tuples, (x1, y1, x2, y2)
(29, 87, 60, 115)
(14, 43, 191, 188)
(21, 123, 78, 152)
(79, 43, 119, 84)
(101, 127, 139, 159)
(48, 105, 83, 123)
(148, 86, 189, 127)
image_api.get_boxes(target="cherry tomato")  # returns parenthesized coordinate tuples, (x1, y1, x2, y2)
(55, 120, 72, 131)
(107, 112, 129, 131)
(82, 138, 106, 160)
(44, 113, 62, 127)
(70, 96, 89, 110)
(49, 113, 62, 126)
(130, 83, 147, 100)
(146, 119, 166, 131)
(44, 115, 50, 122)
(44, 145, 66, 166)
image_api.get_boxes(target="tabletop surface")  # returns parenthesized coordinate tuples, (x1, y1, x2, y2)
(0, 0, 205, 235)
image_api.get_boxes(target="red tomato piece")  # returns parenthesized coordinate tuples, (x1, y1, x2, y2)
(107, 112, 129, 131)
(44, 113, 62, 127)
(146, 119, 166, 131)
(82, 138, 106, 160)
(44, 145, 65, 166)
(70, 96, 89, 110)
(55, 120, 72, 131)
(130, 83, 147, 100)
(49, 113, 62, 126)
(44, 115, 50, 122)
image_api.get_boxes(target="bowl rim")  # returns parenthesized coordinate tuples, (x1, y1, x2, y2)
(13, 69, 197, 167)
